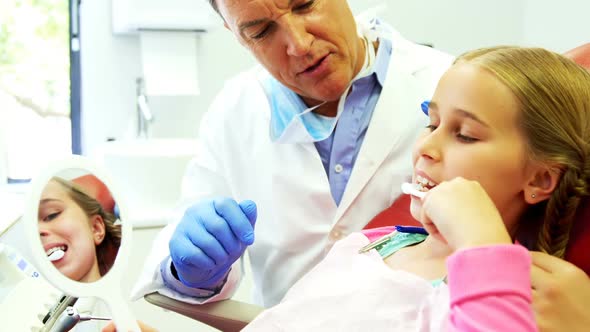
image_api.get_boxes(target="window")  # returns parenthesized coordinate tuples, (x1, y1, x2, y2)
(0, 0, 78, 182)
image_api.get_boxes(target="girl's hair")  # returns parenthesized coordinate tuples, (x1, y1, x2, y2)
(455, 46, 590, 258)
(52, 177, 122, 275)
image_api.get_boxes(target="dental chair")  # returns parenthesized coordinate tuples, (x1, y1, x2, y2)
(72, 174, 116, 214)
(144, 44, 590, 332)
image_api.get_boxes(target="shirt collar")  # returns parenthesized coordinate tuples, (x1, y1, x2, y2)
(373, 37, 392, 87)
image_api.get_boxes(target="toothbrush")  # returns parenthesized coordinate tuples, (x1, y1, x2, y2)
(401, 182, 426, 199)
(48, 249, 65, 262)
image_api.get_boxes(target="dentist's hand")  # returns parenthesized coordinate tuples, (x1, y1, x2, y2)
(102, 320, 158, 332)
(419, 177, 511, 250)
(169, 198, 257, 289)
(531, 251, 590, 332)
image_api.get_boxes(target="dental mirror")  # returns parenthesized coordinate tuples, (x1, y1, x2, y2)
(24, 156, 140, 332)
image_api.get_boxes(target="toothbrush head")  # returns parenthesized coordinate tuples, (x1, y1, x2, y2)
(401, 182, 426, 199)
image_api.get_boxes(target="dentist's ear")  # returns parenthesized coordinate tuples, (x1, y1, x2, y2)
(525, 165, 561, 204)
(91, 215, 106, 245)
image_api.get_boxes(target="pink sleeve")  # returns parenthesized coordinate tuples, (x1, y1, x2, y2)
(446, 245, 538, 332)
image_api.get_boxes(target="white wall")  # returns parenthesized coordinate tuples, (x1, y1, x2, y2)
(352, 0, 527, 55)
(80, 0, 255, 155)
(523, 0, 589, 52)
(81, 0, 588, 155)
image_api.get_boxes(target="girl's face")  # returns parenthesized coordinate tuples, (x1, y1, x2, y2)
(38, 180, 105, 283)
(411, 63, 536, 233)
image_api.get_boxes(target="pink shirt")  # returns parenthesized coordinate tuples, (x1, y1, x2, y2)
(244, 228, 537, 331)
(362, 226, 537, 331)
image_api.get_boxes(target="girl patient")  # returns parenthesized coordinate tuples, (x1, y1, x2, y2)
(38, 177, 122, 283)
(244, 46, 590, 331)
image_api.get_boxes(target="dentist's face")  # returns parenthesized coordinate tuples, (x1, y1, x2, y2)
(38, 180, 104, 283)
(410, 63, 533, 231)
(218, 0, 364, 105)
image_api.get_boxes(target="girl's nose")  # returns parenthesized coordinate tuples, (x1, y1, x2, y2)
(415, 128, 443, 162)
(38, 222, 50, 237)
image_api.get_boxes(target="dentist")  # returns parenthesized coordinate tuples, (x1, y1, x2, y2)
(132, 0, 452, 307)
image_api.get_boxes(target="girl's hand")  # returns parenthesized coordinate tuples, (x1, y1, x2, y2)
(418, 177, 511, 250)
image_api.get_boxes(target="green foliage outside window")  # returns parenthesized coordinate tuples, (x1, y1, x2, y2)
(0, 0, 69, 117)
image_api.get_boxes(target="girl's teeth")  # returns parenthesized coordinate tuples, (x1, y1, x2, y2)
(415, 175, 436, 188)
(46, 246, 66, 256)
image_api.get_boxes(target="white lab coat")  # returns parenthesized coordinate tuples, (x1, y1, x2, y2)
(132, 20, 453, 308)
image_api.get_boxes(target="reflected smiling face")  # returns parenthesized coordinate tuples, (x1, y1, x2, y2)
(38, 180, 105, 283)
(410, 63, 535, 232)
(218, 0, 364, 105)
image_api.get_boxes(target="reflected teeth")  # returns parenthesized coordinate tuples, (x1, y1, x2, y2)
(415, 175, 436, 190)
(46, 246, 66, 256)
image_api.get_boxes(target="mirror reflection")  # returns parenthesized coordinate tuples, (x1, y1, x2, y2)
(37, 171, 121, 283)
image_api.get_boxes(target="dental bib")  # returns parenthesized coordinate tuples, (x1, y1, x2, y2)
(262, 27, 377, 144)
(244, 233, 450, 331)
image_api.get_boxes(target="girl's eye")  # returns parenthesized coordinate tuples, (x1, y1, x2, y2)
(44, 211, 61, 222)
(457, 133, 478, 143)
(425, 124, 437, 131)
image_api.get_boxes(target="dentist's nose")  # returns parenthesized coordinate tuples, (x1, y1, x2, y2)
(283, 17, 312, 56)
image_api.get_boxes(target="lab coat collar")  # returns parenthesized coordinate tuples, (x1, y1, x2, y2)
(333, 36, 430, 223)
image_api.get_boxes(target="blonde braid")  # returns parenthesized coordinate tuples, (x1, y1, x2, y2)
(536, 168, 586, 258)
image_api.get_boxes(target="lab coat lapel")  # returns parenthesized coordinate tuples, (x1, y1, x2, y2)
(334, 61, 423, 223)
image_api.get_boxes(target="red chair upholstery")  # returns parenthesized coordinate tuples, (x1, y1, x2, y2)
(565, 43, 590, 69)
(364, 43, 590, 275)
(562, 42, 590, 275)
(364, 195, 419, 229)
(72, 174, 115, 214)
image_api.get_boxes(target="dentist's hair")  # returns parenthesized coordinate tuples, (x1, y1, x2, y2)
(455, 46, 590, 258)
(53, 177, 122, 276)
(207, 0, 219, 14)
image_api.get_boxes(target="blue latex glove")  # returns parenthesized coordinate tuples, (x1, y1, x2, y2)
(169, 198, 257, 289)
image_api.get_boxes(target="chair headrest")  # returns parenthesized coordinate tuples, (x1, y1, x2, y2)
(72, 174, 115, 214)
(562, 43, 590, 275)
(564, 43, 590, 69)
(565, 198, 590, 275)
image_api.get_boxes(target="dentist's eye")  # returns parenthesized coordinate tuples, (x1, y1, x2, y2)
(457, 133, 478, 143)
(251, 25, 272, 39)
(294, 0, 315, 11)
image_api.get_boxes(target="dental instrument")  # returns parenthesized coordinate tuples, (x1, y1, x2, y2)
(49, 306, 111, 332)
(401, 182, 426, 199)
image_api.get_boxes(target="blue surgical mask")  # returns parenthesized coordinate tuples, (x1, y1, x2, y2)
(263, 78, 330, 143)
